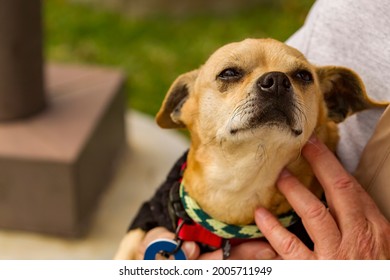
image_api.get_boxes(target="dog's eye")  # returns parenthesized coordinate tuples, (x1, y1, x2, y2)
(217, 68, 243, 81)
(295, 70, 313, 83)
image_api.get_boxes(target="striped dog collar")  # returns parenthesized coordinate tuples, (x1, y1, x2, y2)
(179, 180, 298, 239)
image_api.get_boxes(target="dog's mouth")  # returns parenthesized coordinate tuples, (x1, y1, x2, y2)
(229, 103, 303, 137)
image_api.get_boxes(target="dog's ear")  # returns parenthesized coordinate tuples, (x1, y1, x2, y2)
(156, 70, 198, 128)
(316, 66, 387, 123)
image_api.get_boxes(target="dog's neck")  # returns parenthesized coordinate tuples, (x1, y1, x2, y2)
(183, 131, 305, 225)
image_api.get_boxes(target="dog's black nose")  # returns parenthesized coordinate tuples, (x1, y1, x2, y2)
(257, 72, 291, 94)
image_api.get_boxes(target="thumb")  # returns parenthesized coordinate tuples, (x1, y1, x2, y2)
(181, 241, 201, 260)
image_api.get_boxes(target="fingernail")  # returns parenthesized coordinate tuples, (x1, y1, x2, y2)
(308, 133, 318, 144)
(255, 207, 271, 224)
(304, 133, 324, 155)
(278, 168, 291, 179)
(256, 248, 277, 260)
(182, 241, 197, 259)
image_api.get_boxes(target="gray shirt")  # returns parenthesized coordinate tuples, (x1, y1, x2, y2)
(286, 0, 390, 173)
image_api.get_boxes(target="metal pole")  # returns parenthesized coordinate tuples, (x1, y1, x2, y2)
(0, 0, 46, 121)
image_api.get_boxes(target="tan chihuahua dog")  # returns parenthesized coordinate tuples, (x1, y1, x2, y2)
(115, 38, 385, 259)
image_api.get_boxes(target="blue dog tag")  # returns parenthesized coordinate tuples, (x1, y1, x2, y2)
(144, 239, 187, 260)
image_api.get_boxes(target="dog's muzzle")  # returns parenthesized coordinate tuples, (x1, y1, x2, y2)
(249, 71, 302, 136)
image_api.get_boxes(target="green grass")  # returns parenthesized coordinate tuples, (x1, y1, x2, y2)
(44, 0, 315, 117)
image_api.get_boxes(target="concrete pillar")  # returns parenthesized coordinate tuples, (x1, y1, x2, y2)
(0, 0, 126, 237)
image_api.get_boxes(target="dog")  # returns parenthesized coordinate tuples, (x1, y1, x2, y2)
(115, 38, 386, 260)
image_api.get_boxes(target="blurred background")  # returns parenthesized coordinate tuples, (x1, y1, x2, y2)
(46, 0, 314, 117)
(0, 0, 314, 259)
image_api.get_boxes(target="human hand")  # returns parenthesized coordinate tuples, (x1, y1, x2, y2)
(255, 135, 390, 259)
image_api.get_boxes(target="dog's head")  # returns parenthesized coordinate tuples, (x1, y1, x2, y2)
(157, 38, 378, 149)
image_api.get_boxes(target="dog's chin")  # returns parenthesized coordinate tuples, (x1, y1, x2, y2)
(230, 123, 302, 138)
(229, 112, 303, 138)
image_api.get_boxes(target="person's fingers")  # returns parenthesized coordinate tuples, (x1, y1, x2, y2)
(277, 169, 341, 255)
(255, 207, 314, 259)
(198, 240, 279, 260)
(141, 227, 175, 246)
(302, 135, 367, 227)
(137, 227, 175, 259)
(230, 241, 280, 260)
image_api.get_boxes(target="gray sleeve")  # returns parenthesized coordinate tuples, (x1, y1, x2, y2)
(286, 0, 390, 173)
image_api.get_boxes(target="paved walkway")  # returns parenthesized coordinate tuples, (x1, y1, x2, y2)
(0, 110, 189, 259)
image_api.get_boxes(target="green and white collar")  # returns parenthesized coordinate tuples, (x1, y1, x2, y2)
(179, 180, 298, 239)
